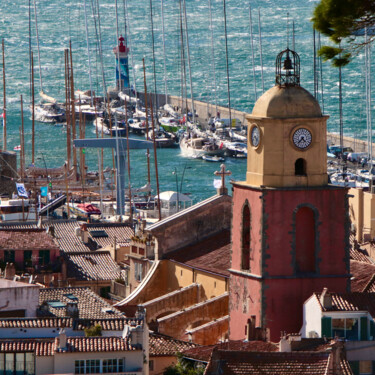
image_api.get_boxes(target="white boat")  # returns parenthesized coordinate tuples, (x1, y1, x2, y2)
(76, 104, 104, 120)
(118, 91, 140, 105)
(128, 118, 147, 135)
(180, 135, 226, 159)
(93, 117, 110, 135)
(225, 142, 248, 158)
(146, 128, 177, 148)
(32, 103, 65, 123)
(0, 198, 37, 222)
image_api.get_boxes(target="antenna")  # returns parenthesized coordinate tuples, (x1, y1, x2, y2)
(287, 12, 289, 49)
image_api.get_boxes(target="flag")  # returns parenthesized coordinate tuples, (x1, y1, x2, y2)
(16, 183, 28, 198)
(40, 186, 48, 197)
(213, 179, 222, 189)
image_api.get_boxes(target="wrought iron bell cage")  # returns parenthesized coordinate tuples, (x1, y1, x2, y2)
(275, 48, 300, 87)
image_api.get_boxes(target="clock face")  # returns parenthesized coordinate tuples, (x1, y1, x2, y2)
(251, 126, 260, 147)
(293, 128, 312, 150)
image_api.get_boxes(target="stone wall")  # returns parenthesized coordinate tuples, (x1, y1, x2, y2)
(147, 194, 232, 258)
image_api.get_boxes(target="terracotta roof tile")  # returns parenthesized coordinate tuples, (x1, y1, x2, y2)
(350, 260, 375, 292)
(314, 291, 375, 316)
(182, 340, 278, 362)
(165, 230, 231, 277)
(350, 247, 375, 264)
(149, 333, 197, 356)
(64, 251, 120, 281)
(57, 337, 138, 353)
(0, 220, 134, 254)
(0, 229, 59, 251)
(39, 287, 124, 319)
(0, 337, 140, 356)
(204, 351, 333, 375)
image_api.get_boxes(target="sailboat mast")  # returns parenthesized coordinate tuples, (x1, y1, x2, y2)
(249, 4, 257, 102)
(20, 95, 25, 180)
(31, 51, 35, 164)
(2, 39, 6, 152)
(33, 0, 43, 93)
(143, 58, 151, 187)
(161, 0, 168, 104)
(95, 0, 108, 99)
(83, 0, 94, 106)
(208, 0, 218, 114)
(125, 98, 133, 224)
(223, 0, 232, 126)
(70, 41, 77, 179)
(258, 9, 265, 94)
(149, 0, 159, 116)
(149, 97, 161, 221)
(65, 49, 71, 171)
(182, 0, 196, 124)
(124, 0, 138, 98)
(115, 0, 122, 93)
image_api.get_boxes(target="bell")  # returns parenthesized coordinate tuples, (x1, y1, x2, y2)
(283, 55, 293, 70)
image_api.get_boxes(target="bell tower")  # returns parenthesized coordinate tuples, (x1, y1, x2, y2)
(229, 49, 350, 342)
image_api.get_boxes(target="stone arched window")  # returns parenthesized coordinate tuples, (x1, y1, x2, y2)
(295, 158, 306, 176)
(295, 206, 316, 274)
(241, 203, 251, 271)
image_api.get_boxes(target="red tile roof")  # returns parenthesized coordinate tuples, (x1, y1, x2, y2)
(314, 291, 375, 316)
(203, 350, 337, 375)
(56, 337, 138, 353)
(0, 220, 134, 254)
(0, 229, 59, 251)
(0, 337, 139, 355)
(149, 333, 197, 356)
(165, 230, 231, 277)
(350, 260, 375, 292)
(0, 317, 141, 331)
(182, 340, 278, 362)
(64, 251, 120, 281)
(350, 247, 375, 264)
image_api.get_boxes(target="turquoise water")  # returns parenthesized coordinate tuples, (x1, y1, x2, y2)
(0, 0, 369, 202)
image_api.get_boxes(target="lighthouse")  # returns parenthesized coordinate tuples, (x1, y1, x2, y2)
(113, 35, 130, 91)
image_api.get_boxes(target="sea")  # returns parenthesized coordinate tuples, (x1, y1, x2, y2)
(0, 0, 370, 203)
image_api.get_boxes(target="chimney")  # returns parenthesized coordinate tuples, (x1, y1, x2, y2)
(80, 223, 89, 243)
(66, 302, 79, 318)
(320, 288, 332, 309)
(46, 225, 55, 238)
(58, 328, 67, 350)
(4, 263, 16, 280)
(330, 340, 345, 375)
(279, 333, 291, 352)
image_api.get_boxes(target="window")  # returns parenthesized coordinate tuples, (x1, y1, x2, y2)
(4, 250, 15, 264)
(75, 360, 85, 374)
(332, 318, 359, 340)
(24, 251, 32, 268)
(38, 250, 50, 266)
(295, 158, 306, 176)
(241, 204, 251, 271)
(360, 361, 372, 375)
(86, 360, 100, 374)
(75, 358, 125, 374)
(0, 353, 35, 375)
(134, 262, 143, 282)
(149, 360, 154, 371)
(295, 206, 316, 274)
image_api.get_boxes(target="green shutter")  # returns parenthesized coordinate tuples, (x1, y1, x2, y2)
(361, 317, 369, 340)
(321, 317, 332, 338)
(370, 320, 375, 339)
(349, 361, 360, 375)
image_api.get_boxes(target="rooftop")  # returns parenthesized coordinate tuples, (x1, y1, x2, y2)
(0, 336, 139, 356)
(0, 229, 59, 251)
(64, 251, 120, 281)
(165, 230, 231, 277)
(203, 350, 351, 375)
(149, 333, 197, 356)
(38, 287, 123, 319)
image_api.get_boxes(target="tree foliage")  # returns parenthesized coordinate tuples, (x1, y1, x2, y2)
(312, 0, 375, 66)
(84, 324, 102, 337)
(163, 354, 205, 375)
